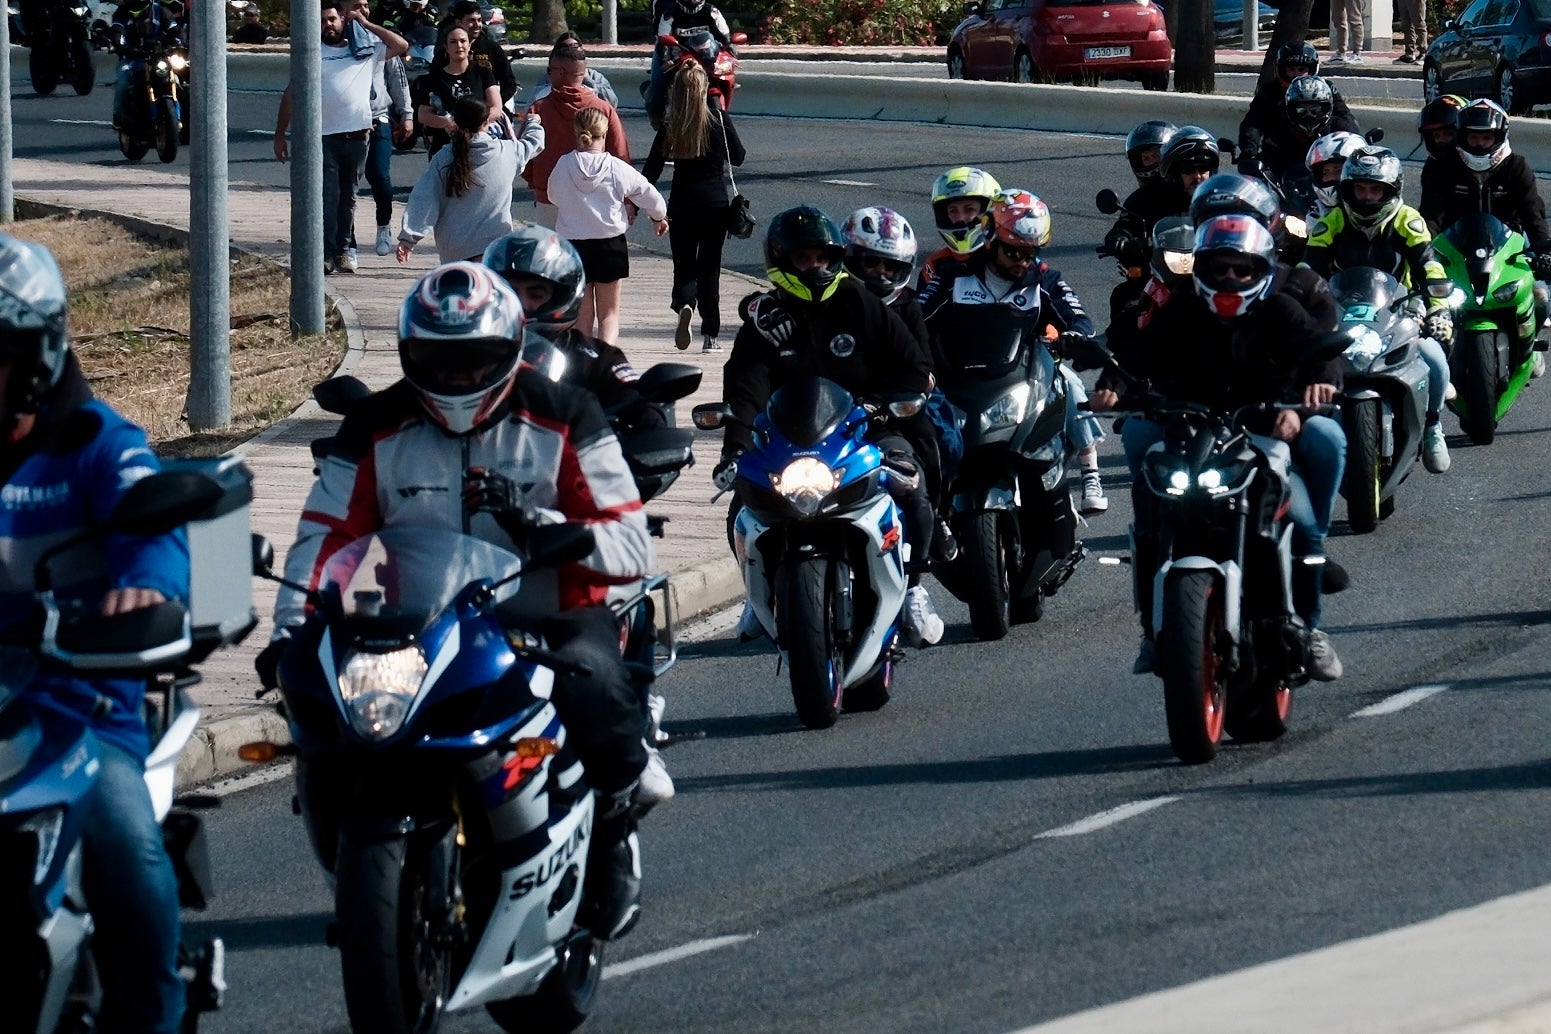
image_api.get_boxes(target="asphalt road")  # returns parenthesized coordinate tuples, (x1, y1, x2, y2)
(9, 79, 1551, 1032)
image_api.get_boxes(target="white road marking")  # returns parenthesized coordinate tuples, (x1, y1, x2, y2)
(202, 760, 294, 798)
(50, 118, 112, 126)
(602, 934, 754, 980)
(1350, 684, 1449, 718)
(1034, 796, 1180, 839)
(820, 178, 877, 187)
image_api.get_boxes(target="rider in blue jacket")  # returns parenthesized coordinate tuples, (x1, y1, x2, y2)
(0, 234, 189, 1031)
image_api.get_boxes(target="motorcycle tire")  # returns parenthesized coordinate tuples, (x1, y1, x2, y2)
(1157, 570, 1227, 765)
(485, 931, 603, 1034)
(155, 96, 179, 164)
(842, 657, 891, 713)
(118, 129, 149, 162)
(781, 556, 841, 730)
(962, 511, 1010, 642)
(30, 42, 58, 95)
(1462, 329, 1500, 446)
(1342, 397, 1383, 534)
(70, 39, 93, 95)
(1011, 589, 1044, 625)
(1224, 673, 1292, 744)
(335, 833, 451, 1034)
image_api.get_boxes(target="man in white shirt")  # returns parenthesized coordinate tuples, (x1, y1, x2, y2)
(273, 0, 407, 274)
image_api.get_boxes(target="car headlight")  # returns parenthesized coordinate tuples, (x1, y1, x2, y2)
(1162, 250, 1193, 275)
(770, 457, 839, 517)
(337, 646, 427, 740)
(1284, 215, 1308, 239)
(980, 382, 1031, 432)
(1344, 325, 1384, 366)
(1493, 282, 1519, 302)
(19, 807, 64, 885)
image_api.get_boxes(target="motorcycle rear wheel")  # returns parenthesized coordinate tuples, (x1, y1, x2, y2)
(335, 834, 451, 1034)
(30, 42, 58, 94)
(70, 39, 93, 95)
(1157, 570, 1227, 765)
(1343, 397, 1382, 534)
(118, 128, 149, 161)
(962, 511, 1010, 641)
(1462, 329, 1500, 446)
(782, 556, 841, 729)
(155, 96, 179, 163)
(485, 931, 603, 1034)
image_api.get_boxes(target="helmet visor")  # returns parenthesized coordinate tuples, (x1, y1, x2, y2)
(400, 337, 518, 396)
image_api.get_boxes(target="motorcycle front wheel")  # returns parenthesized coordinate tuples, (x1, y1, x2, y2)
(1342, 397, 1383, 534)
(335, 834, 452, 1034)
(485, 930, 603, 1034)
(781, 556, 842, 729)
(1157, 570, 1227, 765)
(961, 511, 1010, 641)
(30, 41, 58, 94)
(1461, 329, 1501, 445)
(118, 128, 149, 161)
(70, 38, 93, 95)
(155, 96, 179, 163)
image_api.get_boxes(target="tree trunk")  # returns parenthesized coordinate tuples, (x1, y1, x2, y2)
(1255, 0, 1317, 89)
(1173, 0, 1217, 93)
(530, 0, 567, 43)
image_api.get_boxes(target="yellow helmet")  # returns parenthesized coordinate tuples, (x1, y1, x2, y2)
(930, 166, 1001, 255)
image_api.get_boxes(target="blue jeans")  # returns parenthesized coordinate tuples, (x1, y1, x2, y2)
(112, 60, 138, 127)
(81, 739, 185, 1033)
(1419, 335, 1449, 413)
(349, 120, 395, 252)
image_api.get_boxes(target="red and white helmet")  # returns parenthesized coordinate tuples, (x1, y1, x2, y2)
(398, 262, 527, 435)
(986, 189, 1052, 252)
(1305, 131, 1364, 209)
(840, 206, 919, 304)
(1192, 215, 1277, 320)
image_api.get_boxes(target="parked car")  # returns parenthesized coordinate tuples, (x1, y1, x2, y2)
(1422, 0, 1551, 114)
(946, 0, 1174, 90)
(1154, 0, 1276, 36)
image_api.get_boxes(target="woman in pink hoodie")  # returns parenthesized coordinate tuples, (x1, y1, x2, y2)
(548, 107, 669, 344)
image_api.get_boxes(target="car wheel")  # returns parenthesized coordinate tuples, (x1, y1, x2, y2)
(1497, 65, 1526, 115)
(1014, 50, 1035, 84)
(947, 47, 966, 79)
(1142, 71, 1169, 91)
(1422, 61, 1441, 102)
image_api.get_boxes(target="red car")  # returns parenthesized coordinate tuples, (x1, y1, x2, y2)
(947, 0, 1173, 90)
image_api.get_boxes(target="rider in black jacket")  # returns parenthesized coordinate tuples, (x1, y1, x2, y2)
(1419, 99, 1551, 253)
(1239, 41, 1356, 171)
(109, 0, 179, 130)
(1243, 74, 1361, 182)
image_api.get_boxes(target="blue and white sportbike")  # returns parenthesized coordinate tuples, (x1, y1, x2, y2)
(250, 522, 614, 1034)
(694, 377, 921, 730)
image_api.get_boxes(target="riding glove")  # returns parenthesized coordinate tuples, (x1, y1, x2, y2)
(1423, 309, 1454, 346)
(255, 631, 291, 691)
(745, 292, 796, 347)
(1533, 251, 1551, 282)
(712, 451, 742, 492)
(464, 467, 540, 540)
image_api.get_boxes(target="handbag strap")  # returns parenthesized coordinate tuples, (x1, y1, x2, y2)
(717, 109, 739, 196)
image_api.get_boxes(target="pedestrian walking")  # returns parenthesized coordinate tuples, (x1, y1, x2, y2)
(398, 97, 545, 263)
(414, 25, 501, 160)
(523, 40, 630, 227)
(344, 0, 412, 259)
(642, 60, 745, 353)
(547, 107, 667, 345)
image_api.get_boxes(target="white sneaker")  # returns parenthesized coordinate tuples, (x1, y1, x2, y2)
(1347, 52, 1364, 63)
(1079, 470, 1109, 516)
(337, 249, 358, 273)
(1534, 352, 1547, 379)
(375, 225, 393, 256)
(1444, 381, 1457, 401)
(735, 600, 765, 642)
(1422, 423, 1451, 473)
(1327, 53, 1348, 64)
(646, 691, 667, 745)
(1307, 629, 1344, 682)
(636, 743, 675, 809)
(674, 304, 694, 351)
(902, 585, 945, 647)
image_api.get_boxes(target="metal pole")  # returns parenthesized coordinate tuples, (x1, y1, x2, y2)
(188, 0, 231, 427)
(1, 9, 13, 223)
(602, 0, 617, 45)
(1242, 0, 1258, 51)
(290, 0, 324, 334)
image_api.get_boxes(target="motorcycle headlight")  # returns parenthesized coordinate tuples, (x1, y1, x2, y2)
(1343, 325, 1384, 366)
(980, 382, 1031, 432)
(1144, 452, 1191, 496)
(19, 807, 65, 885)
(770, 457, 839, 517)
(70, 5, 87, 16)
(1162, 250, 1194, 276)
(1284, 215, 1308, 239)
(337, 646, 427, 741)
(155, 59, 169, 72)
(169, 53, 188, 71)
(1493, 282, 1519, 302)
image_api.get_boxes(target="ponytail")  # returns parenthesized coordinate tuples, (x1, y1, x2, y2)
(444, 95, 489, 199)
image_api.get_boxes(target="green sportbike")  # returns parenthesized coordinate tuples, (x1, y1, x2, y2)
(1432, 213, 1549, 445)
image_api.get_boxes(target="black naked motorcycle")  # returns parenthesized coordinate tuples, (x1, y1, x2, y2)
(27, 0, 97, 96)
(113, 34, 185, 163)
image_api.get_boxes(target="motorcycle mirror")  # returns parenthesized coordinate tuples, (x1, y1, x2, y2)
(252, 534, 275, 578)
(691, 402, 732, 430)
(1217, 137, 1237, 156)
(111, 472, 222, 538)
(633, 362, 703, 405)
(312, 375, 371, 416)
(525, 523, 596, 569)
(1094, 188, 1121, 215)
(730, 30, 748, 44)
(1365, 127, 1385, 144)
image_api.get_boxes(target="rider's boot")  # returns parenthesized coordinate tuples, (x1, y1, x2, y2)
(580, 785, 642, 941)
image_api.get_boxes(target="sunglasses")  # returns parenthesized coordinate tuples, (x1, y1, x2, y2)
(999, 245, 1037, 263)
(1206, 258, 1259, 281)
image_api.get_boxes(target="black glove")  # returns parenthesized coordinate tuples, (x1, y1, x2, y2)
(712, 450, 741, 492)
(464, 467, 540, 539)
(255, 633, 290, 691)
(1423, 308, 1454, 346)
(1533, 251, 1551, 282)
(1236, 156, 1263, 178)
(1053, 330, 1092, 362)
(745, 292, 795, 347)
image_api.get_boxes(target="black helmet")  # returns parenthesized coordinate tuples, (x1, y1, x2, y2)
(1159, 126, 1221, 187)
(765, 206, 847, 304)
(481, 223, 586, 336)
(0, 234, 69, 418)
(1189, 173, 1283, 238)
(1275, 40, 1319, 82)
(1417, 94, 1468, 162)
(1125, 119, 1177, 184)
(1285, 75, 1335, 138)
(1149, 216, 1197, 290)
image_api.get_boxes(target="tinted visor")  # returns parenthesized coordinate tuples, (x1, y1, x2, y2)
(400, 336, 518, 395)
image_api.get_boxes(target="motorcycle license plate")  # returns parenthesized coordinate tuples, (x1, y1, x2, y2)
(1084, 45, 1130, 59)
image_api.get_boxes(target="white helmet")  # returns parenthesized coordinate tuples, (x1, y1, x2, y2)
(1456, 99, 1511, 174)
(1305, 131, 1365, 209)
(398, 262, 526, 435)
(840, 206, 919, 304)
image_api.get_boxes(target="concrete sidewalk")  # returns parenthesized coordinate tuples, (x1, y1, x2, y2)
(9, 157, 749, 786)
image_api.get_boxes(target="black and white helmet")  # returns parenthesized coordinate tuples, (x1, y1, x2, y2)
(1305, 131, 1365, 209)
(1339, 146, 1405, 233)
(1159, 126, 1221, 187)
(1284, 75, 1335, 137)
(840, 206, 919, 304)
(1125, 119, 1177, 185)
(482, 223, 587, 336)
(1457, 98, 1511, 174)
(0, 234, 69, 418)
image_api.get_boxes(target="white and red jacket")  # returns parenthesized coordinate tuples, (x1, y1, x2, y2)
(275, 373, 652, 628)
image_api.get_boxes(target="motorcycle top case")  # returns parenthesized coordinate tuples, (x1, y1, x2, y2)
(160, 455, 256, 657)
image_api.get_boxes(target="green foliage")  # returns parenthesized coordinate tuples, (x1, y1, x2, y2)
(762, 0, 957, 46)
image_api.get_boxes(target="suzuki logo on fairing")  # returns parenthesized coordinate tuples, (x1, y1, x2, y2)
(508, 823, 588, 899)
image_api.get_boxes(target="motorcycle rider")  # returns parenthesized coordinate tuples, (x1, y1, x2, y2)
(109, 0, 179, 131)
(920, 165, 1002, 285)
(1305, 130, 1365, 219)
(1091, 214, 1348, 682)
(263, 262, 655, 941)
(644, 0, 737, 127)
(721, 205, 946, 646)
(1303, 146, 1457, 473)
(1239, 41, 1356, 171)
(1246, 75, 1361, 183)
(0, 235, 190, 1032)
(1416, 93, 1467, 166)
(918, 189, 1110, 518)
(1124, 120, 1177, 186)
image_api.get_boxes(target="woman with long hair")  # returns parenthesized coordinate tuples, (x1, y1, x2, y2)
(412, 25, 501, 159)
(397, 95, 545, 263)
(642, 60, 746, 352)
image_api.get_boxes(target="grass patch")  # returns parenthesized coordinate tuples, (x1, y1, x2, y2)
(7, 213, 347, 457)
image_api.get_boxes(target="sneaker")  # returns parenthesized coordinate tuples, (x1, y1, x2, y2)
(674, 304, 694, 350)
(1534, 352, 1547, 379)
(1307, 629, 1344, 682)
(374, 225, 393, 256)
(1445, 381, 1457, 401)
(1347, 52, 1364, 63)
(323, 257, 336, 276)
(1423, 422, 1451, 473)
(1133, 637, 1157, 675)
(735, 600, 765, 643)
(335, 251, 357, 274)
(702, 334, 722, 352)
(1327, 53, 1348, 64)
(1079, 470, 1109, 516)
(1394, 52, 1416, 63)
(581, 812, 641, 941)
(635, 743, 675, 810)
(646, 691, 667, 745)
(1323, 558, 1351, 594)
(932, 516, 960, 562)
(902, 585, 945, 647)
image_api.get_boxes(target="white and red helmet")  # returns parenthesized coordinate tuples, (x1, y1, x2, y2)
(1192, 215, 1278, 320)
(841, 206, 919, 304)
(986, 189, 1052, 252)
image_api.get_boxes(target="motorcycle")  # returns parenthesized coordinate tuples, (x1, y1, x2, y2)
(1326, 267, 1432, 533)
(0, 464, 253, 1033)
(655, 26, 747, 111)
(1094, 188, 1193, 340)
(692, 378, 918, 729)
(929, 305, 1085, 641)
(26, 0, 97, 96)
(113, 30, 185, 163)
(1432, 212, 1548, 445)
(250, 522, 617, 1034)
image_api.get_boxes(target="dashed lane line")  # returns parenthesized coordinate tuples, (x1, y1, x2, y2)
(1350, 684, 1450, 718)
(1033, 796, 1180, 839)
(602, 934, 755, 980)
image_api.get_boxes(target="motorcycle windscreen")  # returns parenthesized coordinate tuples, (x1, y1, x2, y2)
(317, 528, 523, 629)
(1328, 266, 1404, 313)
(931, 305, 1035, 379)
(1440, 212, 1517, 294)
(674, 26, 720, 63)
(766, 376, 855, 447)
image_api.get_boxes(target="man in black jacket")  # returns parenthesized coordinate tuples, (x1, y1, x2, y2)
(1239, 42, 1356, 175)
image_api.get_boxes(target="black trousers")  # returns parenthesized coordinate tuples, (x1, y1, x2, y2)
(668, 205, 729, 339)
(535, 605, 647, 796)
